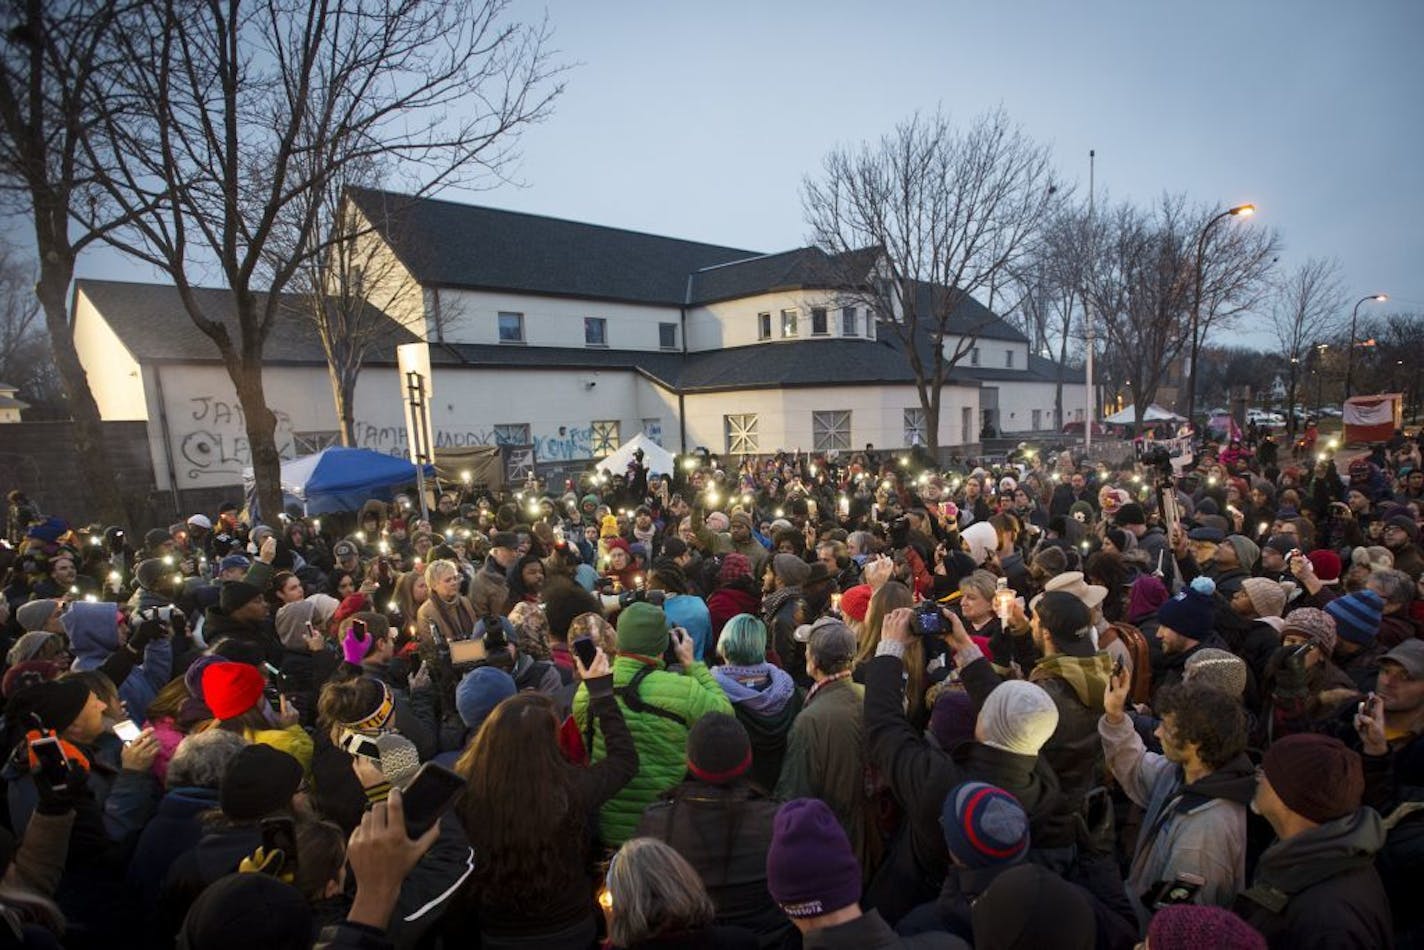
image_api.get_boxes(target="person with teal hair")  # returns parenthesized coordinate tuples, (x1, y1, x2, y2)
(712, 614, 803, 790)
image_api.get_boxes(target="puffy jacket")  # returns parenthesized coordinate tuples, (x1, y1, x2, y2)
(1029, 651, 1112, 811)
(243, 724, 315, 773)
(66, 600, 173, 725)
(572, 654, 731, 846)
(128, 786, 222, 937)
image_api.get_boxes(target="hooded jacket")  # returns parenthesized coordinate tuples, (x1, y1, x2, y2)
(1029, 651, 1113, 810)
(571, 654, 731, 846)
(65, 600, 172, 725)
(712, 663, 803, 791)
(1234, 808, 1392, 950)
(1099, 713, 1254, 921)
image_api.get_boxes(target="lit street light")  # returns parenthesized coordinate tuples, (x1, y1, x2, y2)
(1344, 293, 1388, 398)
(1185, 204, 1255, 426)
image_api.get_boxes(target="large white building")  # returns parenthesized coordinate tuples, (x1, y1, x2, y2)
(71, 188, 1086, 507)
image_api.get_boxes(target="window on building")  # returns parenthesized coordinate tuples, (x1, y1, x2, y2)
(841, 306, 857, 336)
(659, 322, 677, 350)
(780, 309, 798, 338)
(1005, 349, 1014, 368)
(811, 308, 828, 335)
(1032, 409, 1042, 431)
(812, 410, 852, 452)
(970, 347, 980, 367)
(865, 312, 875, 339)
(591, 420, 619, 457)
(498, 311, 524, 343)
(757, 312, 772, 341)
(584, 317, 607, 347)
(961, 407, 973, 444)
(903, 408, 926, 447)
(724, 414, 759, 455)
(493, 423, 530, 446)
(642, 417, 663, 445)
(293, 430, 341, 456)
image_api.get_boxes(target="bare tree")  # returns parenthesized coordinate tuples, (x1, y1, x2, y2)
(0, 0, 138, 525)
(84, 0, 563, 518)
(0, 244, 40, 377)
(802, 108, 1060, 453)
(1269, 257, 1345, 438)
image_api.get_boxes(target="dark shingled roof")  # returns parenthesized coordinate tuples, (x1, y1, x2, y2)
(686, 246, 883, 306)
(346, 187, 759, 306)
(74, 279, 432, 364)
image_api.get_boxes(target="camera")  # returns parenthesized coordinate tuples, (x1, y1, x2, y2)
(915, 601, 944, 636)
(618, 588, 666, 610)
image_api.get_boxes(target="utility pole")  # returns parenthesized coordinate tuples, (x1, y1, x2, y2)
(1084, 149, 1095, 456)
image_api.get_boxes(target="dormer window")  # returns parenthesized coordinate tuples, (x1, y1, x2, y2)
(811, 308, 828, 335)
(781, 309, 798, 338)
(758, 312, 772, 341)
(841, 307, 857, 336)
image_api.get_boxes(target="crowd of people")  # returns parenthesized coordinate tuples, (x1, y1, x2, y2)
(0, 428, 1421, 950)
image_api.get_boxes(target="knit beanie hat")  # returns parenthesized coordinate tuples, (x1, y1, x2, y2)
(1158, 576, 1217, 642)
(599, 515, 619, 539)
(771, 553, 810, 588)
(1115, 502, 1146, 526)
(135, 558, 170, 592)
(307, 593, 340, 626)
(202, 662, 266, 721)
(616, 601, 670, 657)
(184, 654, 229, 703)
(717, 552, 751, 585)
(1261, 734, 1363, 824)
(1127, 575, 1170, 624)
(730, 510, 754, 530)
(1068, 500, 1094, 523)
(929, 688, 976, 750)
(1225, 535, 1260, 572)
(219, 580, 263, 615)
(1240, 577, 1289, 618)
(15, 599, 59, 633)
(455, 666, 516, 731)
(838, 584, 873, 623)
(1, 660, 65, 699)
(179, 872, 312, 950)
(1387, 514, 1420, 543)
(1147, 905, 1266, 950)
(977, 681, 1059, 756)
(6, 631, 61, 666)
(274, 600, 317, 651)
(940, 781, 1030, 869)
(219, 744, 304, 821)
(1184, 648, 1248, 699)
(686, 713, 752, 785)
(766, 799, 862, 917)
(1281, 607, 1337, 656)
(374, 732, 421, 788)
(1306, 549, 1342, 582)
(970, 863, 1095, 950)
(1325, 589, 1384, 646)
(6, 679, 91, 733)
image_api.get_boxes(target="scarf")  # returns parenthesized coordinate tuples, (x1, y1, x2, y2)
(761, 586, 802, 624)
(806, 670, 852, 705)
(633, 523, 657, 548)
(713, 663, 796, 715)
(429, 593, 477, 640)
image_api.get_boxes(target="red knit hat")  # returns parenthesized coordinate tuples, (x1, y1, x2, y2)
(201, 662, 266, 721)
(333, 593, 370, 627)
(838, 584, 872, 623)
(1262, 733, 1363, 824)
(1306, 549, 1342, 582)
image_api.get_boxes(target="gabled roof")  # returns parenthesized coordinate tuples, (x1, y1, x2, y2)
(73, 279, 431, 364)
(907, 281, 1029, 342)
(685, 245, 882, 306)
(346, 187, 759, 306)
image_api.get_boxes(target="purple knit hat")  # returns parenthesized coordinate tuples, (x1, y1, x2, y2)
(184, 655, 230, 702)
(928, 689, 976, 751)
(767, 799, 862, 918)
(1147, 905, 1266, 950)
(1127, 575, 1170, 624)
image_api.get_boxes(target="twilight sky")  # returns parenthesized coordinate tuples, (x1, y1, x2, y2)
(71, 0, 1424, 348)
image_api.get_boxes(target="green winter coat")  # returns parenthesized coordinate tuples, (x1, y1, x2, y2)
(573, 655, 732, 846)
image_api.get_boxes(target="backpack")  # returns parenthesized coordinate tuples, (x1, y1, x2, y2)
(1099, 621, 1152, 704)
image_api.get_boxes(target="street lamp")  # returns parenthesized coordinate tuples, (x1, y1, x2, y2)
(1186, 204, 1255, 427)
(1344, 293, 1388, 399)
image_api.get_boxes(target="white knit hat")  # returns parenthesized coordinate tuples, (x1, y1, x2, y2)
(977, 681, 1059, 756)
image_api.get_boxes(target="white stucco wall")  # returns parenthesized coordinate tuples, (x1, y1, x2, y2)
(686, 290, 874, 351)
(993, 380, 1089, 433)
(681, 383, 981, 455)
(430, 288, 683, 351)
(73, 288, 147, 421)
(943, 335, 1028, 372)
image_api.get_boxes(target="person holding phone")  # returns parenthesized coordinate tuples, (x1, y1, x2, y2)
(450, 643, 639, 947)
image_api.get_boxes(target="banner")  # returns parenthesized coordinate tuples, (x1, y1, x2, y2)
(1343, 393, 1401, 445)
(1343, 398, 1394, 426)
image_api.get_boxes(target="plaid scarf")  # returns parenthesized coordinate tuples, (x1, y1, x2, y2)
(761, 586, 802, 625)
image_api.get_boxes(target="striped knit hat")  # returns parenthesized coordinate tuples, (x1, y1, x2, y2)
(1325, 589, 1384, 646)
(940, 781, 1030, 869)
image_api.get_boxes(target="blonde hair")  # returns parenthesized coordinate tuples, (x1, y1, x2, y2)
(424, 558, 459, 590)
(606, 838, 715, 947)
(855, 582, 928, 722)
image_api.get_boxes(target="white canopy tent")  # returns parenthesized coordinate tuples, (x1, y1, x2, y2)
(1103, 404, 1184, 425)
(594, 433, 676, 477)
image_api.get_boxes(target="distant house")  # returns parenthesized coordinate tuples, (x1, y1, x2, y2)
(0, 383, 29, 424)
(71, 188, 1087, 501)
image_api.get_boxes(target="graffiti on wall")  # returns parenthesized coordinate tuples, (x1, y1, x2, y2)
(352, 423, 596, 463)
(180, 397, 294, 481)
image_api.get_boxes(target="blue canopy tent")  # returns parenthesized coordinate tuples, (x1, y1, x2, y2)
(242, 447, 435, 518)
